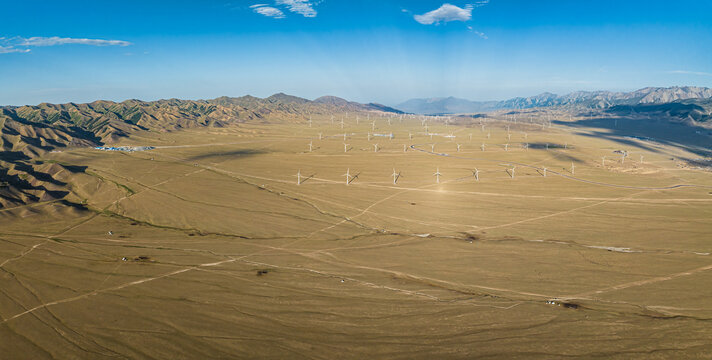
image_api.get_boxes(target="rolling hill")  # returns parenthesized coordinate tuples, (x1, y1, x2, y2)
(0, 94, 401, 209)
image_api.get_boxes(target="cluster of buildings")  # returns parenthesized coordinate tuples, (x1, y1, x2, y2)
(94, 146, 155, 152)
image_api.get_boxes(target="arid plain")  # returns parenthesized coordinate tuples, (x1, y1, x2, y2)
(2, 111, 712, 359)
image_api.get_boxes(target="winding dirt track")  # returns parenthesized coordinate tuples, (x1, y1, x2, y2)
(3, 132, 710, 330)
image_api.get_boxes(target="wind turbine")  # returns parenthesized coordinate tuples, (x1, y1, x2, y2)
(308, 116, 312, 128)
(297, 169, 302, 185)
(504, 143, 509, 151)
(433, 167, 442, 184)
(602, 156, 606, 166)
(409, 132, 413, 140)
(372, 121, 376, 131)
(473, 168, 479, 181)
(318, 132, 322, 140)
(456, 144, 461, 152)
(487, 132, 491, 139)
(403, 144, 407, 152)
(640, 155, 644, 164)
(344, 143, 349, 153)
(373, 143, 379, 152)
(431, 144, 435, 152)
(571, 162, 575, 175)
(344, 168, 351, 185)
(542, 167, 547, 177)
(308, 141, 313, 152)
(510, 166, 515, 179)
(481, 143, 485, 151)
(392, 168, 400, 184)
(507, 133, 511, 141)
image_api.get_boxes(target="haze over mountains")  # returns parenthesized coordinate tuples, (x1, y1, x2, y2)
(397, 86, 712, 114)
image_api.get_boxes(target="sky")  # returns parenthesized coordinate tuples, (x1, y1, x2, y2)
(1, 0, 712, 106)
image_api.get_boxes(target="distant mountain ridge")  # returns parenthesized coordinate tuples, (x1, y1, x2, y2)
(397, 86, 712, 114)
(606, 98, 712, 124)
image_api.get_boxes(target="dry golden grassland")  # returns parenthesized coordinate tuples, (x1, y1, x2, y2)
(1, 113, 711, 359)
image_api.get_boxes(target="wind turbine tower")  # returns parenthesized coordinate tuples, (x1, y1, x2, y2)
(433, 167, 442, 184)
(344, 168, 351, 185)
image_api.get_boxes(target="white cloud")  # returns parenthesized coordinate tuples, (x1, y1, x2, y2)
(250, 4, 286, 18)
(0, 36, 131, 54)
(276, 0, 317, 18)
(0, 45, 30, 54)
(414, 3, 473, 25)
(472, 30, 487, 39)
(668, 70, 712, 77)
(20, 36, 131, 47)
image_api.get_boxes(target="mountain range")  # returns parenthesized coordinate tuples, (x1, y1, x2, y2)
(0, 94, 400, 209)
(396, 86, 712, 114)
(2, 89, 711, 210)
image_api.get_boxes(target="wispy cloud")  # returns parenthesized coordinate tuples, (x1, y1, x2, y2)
(20, 37, 131, 47)
(0, 45, 30, 54)
(251, 0, 318, 18)
(250, 4, 286, 18)
(414, 3, 474, 25)
(0, 36, 131, 54)
(668, 70, 712, 77)
(276, 0, 317, 17)
(468, 27, 488, 39)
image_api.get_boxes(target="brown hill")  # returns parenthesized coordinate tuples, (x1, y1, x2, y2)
(0, 94, 402, 209)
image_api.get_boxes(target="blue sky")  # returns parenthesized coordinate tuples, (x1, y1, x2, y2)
(1, 0, 711, 106)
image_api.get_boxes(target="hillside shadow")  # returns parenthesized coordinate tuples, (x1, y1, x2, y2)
(186, 149, 266, 161)
(555, 116, 712, 158)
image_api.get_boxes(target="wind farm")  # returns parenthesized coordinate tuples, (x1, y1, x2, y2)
(2, 101, 712, 358)
(2, 0, 712, 358)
